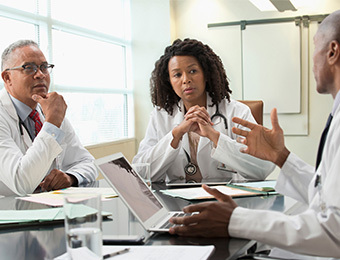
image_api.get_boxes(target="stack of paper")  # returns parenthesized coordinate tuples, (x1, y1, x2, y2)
(0, 207, 112, 229)
(161, 181, 278, 200)
(0, 208, 64, 228)
(161, 185, 260, 200)
(18, 187, 117, 207)
(232, 180, 277, 192)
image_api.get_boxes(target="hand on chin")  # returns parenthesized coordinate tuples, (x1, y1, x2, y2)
(32, 89, 48, 99)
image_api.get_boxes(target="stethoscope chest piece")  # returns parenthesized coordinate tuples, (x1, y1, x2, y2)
(184, 162, 197, 176)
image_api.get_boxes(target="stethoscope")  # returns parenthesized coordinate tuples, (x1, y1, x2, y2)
(184, 149, 197, 176)
(210, 104, 228, 129)
(19, 115, 61, 174)
(19, 118, 34, 141)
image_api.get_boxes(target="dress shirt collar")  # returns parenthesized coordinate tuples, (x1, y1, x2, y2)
(8, 94, 35, 122)
(332, 89, 340, 116)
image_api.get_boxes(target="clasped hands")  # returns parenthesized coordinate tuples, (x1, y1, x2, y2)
(171, 105, 220, 148)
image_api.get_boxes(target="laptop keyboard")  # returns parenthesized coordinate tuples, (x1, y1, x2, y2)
(160, 213, 189, 229)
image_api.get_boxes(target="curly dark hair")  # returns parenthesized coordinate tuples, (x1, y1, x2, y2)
(150, 38, 232, 115)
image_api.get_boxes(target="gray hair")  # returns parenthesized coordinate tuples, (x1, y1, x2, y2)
(1, 39, 39, 71)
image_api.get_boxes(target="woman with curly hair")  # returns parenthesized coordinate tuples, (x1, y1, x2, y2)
(133, 38, 274, 183)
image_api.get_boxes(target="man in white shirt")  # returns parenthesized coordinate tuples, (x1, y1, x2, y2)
(169, 10, 340, 258)
(0, 40, 97, 196)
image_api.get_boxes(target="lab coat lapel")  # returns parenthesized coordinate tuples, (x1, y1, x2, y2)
(1, 89, 33, 147)
(175, 100, 190, 154)
(1, 89, 17, 120)
(182, 133, 190, 155)
(22, 128, 33, 147)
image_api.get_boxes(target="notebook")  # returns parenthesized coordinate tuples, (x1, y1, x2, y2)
(95, 152, 188, 232)
(166, 178, 231, 188)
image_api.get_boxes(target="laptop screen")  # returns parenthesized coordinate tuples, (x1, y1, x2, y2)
(98, 156, 163, 222)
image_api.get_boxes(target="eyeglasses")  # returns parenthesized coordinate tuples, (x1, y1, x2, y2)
(5, 63, 54, 75)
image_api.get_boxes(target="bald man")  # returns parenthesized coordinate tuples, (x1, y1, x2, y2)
(170, 10, 340, 258)
(0, 40, 97, 196)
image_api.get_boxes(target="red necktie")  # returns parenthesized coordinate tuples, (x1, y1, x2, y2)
(29, 109, 43, 136)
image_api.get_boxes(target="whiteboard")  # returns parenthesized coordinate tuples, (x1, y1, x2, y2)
(206, 26, 243, 100)
(242, 22, 301, 114)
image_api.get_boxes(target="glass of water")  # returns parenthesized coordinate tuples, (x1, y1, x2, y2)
(64, 193, 102, 259)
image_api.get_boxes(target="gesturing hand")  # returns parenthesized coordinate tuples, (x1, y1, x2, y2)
(232, 108, 289, 167)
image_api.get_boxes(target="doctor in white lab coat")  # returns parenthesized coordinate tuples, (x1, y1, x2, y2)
(170, 11, 340, 259)
(133, 38, 274, 182)
(0, 40, 97, 196)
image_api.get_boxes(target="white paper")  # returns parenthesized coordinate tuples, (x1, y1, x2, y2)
(18, 187, 117, 207)
(54, 247, 100, 260)
(54, 245, 215, 260)
(161, 185, 256, 200)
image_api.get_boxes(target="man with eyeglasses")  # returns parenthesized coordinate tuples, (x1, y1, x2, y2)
(0, 39, 97, 196)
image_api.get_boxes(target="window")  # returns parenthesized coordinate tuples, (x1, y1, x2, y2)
(0, 0, 133, 145)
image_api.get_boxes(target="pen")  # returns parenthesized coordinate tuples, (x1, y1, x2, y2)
(103, 248, 130, 259)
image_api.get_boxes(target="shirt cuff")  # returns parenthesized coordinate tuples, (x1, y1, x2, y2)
(68, 172, 86, 185)
(229, 206, 255, 239)
(43, 122, 65, 144)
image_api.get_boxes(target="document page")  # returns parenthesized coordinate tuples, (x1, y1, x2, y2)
(54, 245, 215, 260)
(18, 187, 117, 206)
(160, 185, 260, 200)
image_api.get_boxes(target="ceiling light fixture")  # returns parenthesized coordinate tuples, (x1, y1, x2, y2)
(249, 0, 297, 12)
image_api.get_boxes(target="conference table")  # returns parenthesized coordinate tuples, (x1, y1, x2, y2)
(0, 179, 299, 260)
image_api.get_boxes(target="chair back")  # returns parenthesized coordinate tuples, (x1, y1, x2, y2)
(238, 100, 263, 125)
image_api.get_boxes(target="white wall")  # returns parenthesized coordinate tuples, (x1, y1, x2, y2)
(130, 0, 171, 152)
(170, 0, 339, 178)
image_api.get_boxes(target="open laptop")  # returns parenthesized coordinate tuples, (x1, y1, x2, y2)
(95, 152, 188, 232)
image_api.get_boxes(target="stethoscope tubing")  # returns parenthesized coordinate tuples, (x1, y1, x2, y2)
(18, 118, 34, 141)
(210, 104, 228, 129)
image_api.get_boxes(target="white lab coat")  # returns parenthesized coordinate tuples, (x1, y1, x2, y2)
(0, 89, 97, 196)
(133, 95, 275, 182)
(229, 105, 340, 258)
